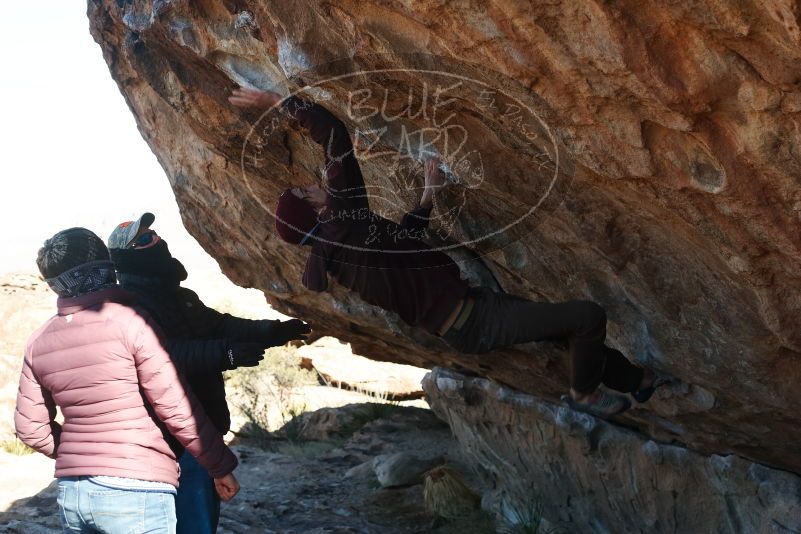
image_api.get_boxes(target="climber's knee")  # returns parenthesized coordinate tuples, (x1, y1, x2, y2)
(571, 300, 606, 336)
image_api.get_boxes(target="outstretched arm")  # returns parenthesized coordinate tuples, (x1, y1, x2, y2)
(230, 87, 368, 212)
(420, 157, 447, 210)
(176, 287, 310, 347)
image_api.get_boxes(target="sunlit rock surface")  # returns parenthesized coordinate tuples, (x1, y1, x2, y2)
(88, 0, 801, 527)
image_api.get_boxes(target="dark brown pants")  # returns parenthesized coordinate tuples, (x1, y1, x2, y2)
(442, 287, 644, 394)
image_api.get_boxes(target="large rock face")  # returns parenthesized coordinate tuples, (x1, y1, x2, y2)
(424, 367, 801, 533)
(88, 0, 800, 528)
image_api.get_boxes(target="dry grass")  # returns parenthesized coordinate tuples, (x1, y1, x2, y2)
(424, 466, 480, 519)
(498, 497, 564, 534)
(0, 355, 25, 443)
(227, 342, 410, 457)
(228, 344, 317, 447)
(1, 437, 34, 456)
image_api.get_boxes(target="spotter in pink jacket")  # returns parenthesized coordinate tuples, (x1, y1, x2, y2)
(14, 287, 237, 487)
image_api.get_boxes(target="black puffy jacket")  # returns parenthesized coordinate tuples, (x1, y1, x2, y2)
(118, 273, 280, 435)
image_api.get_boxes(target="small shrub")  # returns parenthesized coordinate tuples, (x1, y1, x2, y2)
(230, 344, 316, 449)
(275, 440, 335, 459)
(363, 400, 400, 421)
(349, 384, 402, 424)
(500, 496, 565, 534)
(2, 437, 34, 456)
(423, 466, 480, 519)
(278, 402, 311, 442)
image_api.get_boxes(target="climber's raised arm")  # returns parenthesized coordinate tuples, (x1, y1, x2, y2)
(420, 157, 447, 210)
(228, 87, 283, 109)
(230, 87, 368, 213)
(399, 157, 448, 231)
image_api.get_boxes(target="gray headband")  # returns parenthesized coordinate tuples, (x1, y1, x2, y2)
(45, 260, 117, 298)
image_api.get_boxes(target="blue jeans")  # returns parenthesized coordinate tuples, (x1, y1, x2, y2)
(176, 452, 221, 534)
(57, 477, 176, 533)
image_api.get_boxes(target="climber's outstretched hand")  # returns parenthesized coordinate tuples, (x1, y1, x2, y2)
(229, 87, 283, 109)
(420, 157, 447, 209)
(424, 157, 447, 193)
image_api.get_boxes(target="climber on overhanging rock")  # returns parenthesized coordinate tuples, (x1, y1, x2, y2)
(230, 87, 660, 418)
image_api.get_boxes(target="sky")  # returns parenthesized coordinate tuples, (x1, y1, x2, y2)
(0, 2, 252, 304)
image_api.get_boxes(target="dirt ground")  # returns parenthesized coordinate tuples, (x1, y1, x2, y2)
(0, 403, 495, 533)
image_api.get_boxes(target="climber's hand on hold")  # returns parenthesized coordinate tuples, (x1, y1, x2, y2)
(424, 157, 447, 191)
(229, 87, 283, 109)
(421, 157, 447, 209)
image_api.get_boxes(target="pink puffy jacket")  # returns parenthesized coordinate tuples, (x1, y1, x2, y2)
(14, 288, 237, 486)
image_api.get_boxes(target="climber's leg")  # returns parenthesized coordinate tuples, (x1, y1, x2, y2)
(560, 300, 612, 395)
(442, 288, 576, 353)
(598, 346, 645, 393)
(443, 289, 645, 396)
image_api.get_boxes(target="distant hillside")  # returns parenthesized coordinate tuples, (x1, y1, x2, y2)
(0, 273, 54, 357)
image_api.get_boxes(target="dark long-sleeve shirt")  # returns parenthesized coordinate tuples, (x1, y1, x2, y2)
(117, 274, 282, 435)
(282, 97, 469, 333)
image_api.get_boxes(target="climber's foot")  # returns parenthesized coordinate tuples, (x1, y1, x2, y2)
(563, 388, 631, 418)
(632, 368, 667, 403)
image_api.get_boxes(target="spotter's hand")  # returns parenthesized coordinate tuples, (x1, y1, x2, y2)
(213, 473, 240, 502)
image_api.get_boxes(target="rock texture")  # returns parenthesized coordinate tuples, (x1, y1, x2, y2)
(424, 367, 801, 533)
(87, 0, 801, 528)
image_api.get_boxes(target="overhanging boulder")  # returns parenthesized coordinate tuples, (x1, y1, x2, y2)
(87, 0, 801, 526)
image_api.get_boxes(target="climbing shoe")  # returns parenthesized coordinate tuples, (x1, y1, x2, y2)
(632, 369, 668, 404)
(562, 389, 631, 418)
